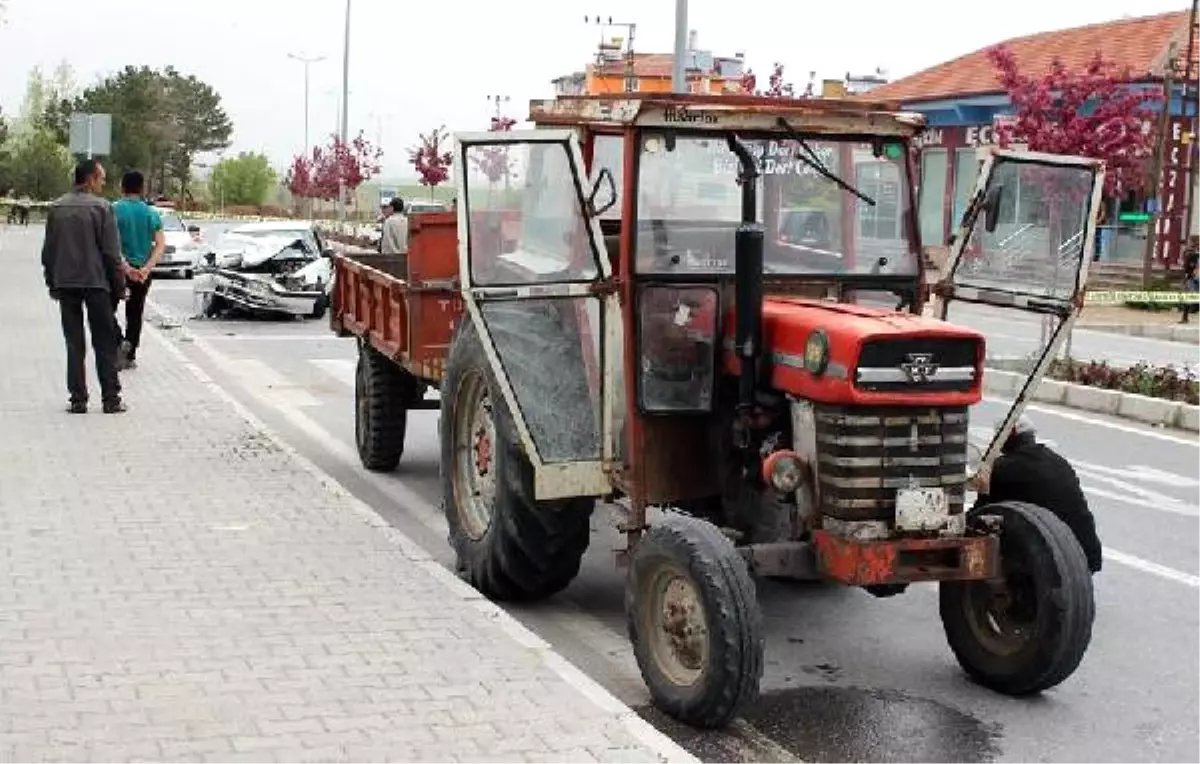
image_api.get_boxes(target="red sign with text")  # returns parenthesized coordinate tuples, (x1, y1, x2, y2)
(1154, 116, 1196, 266)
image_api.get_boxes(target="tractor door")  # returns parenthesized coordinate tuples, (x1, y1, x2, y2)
(934, 148, 1105, 474)
(452, 129, 617, 501)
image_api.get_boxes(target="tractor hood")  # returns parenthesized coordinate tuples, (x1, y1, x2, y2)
(724, 298, 986, 407)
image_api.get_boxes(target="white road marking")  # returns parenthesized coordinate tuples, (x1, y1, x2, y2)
(204, 333, 349, 342)
(982, 394, 1200, 447)
(1103, 549, 1200, 588)
(309, 358, 442, 401)
(220, 357, 323, 408)
(968, 428, 1197, 517)
(311, 358, 356, 389)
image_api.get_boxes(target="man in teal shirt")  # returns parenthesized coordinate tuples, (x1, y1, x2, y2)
(112, 171, 165, 369)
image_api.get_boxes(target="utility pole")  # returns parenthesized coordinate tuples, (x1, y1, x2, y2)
(672, 0, 688, 93)
(1181, 0, 1199, 242)
(337, 0, 351, 226)
(488, 94, 511, 120)
(585, 15, 637, 92)
(287, 53, 325, 160)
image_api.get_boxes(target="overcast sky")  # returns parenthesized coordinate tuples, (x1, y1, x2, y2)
(0, 0, 1188, 178)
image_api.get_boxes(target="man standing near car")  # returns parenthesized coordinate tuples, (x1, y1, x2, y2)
(380, 197, 408, 274)
(41, 158, 126, 413)
(112, 171, 165, 369)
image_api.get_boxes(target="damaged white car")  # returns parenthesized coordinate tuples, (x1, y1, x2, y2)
(193, 221, 334, 320)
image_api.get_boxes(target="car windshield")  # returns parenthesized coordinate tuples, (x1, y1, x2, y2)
(634, 133, 916, 277)
(159, 213, 186, 231)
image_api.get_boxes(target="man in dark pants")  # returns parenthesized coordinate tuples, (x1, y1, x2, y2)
(112, 171, 165, 369)
(972, 415, 1102, 573)
(41, 158, 127, 414)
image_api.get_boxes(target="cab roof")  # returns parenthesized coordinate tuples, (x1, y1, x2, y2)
(528, 92, 927, 138)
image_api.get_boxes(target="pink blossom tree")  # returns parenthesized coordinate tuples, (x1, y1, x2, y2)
(471, 114, 518, 186)
(986, 44, 1163, 197)
(409, 126, 453, 197)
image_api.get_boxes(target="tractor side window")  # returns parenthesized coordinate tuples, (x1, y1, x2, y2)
(636, 285, 719, 413)
(462, 141, 600, 286)
(590, 134, 624, 221)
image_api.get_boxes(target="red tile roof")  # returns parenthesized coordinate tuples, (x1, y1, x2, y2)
(866, 10, 1195, 103)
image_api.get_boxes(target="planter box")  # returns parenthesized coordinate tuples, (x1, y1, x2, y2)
(1115, 392, 1179, 427)
(1063, 385, 1122, 415)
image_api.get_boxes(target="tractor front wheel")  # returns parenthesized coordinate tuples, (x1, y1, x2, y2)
(627, 515, 764, 728)
(939, 500, 1095, 696)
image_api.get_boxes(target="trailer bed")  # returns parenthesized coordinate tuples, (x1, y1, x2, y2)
(329, 212, 463, 385)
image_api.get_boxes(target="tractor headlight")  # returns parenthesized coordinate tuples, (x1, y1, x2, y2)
(804, 330, 829, 375)
(762, 449, 804, 494)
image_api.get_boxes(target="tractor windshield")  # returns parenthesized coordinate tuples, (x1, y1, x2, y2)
(633, 132, 917, 278)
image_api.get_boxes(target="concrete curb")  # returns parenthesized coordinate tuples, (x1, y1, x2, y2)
(1079, 322, 1200, 344)
(983, 367, 1200, 433)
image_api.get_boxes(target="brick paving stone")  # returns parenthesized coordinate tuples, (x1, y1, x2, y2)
(0, 226, 693, 763)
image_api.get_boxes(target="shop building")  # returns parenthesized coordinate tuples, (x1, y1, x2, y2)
(864, 9, 1198, 268)
(551, 30, 748, 97)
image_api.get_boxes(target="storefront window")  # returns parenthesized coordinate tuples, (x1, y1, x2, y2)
(952, 149, 982, 231)
(918, 149, 947, 246)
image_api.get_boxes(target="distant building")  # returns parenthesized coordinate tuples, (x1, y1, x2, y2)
(862, 9, 1198, 266)
(551, 30, 748, 97)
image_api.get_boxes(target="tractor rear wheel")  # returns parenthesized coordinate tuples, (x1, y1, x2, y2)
(440, 314, 593, 602)
(627, 514, 764, 728)
(939, 500, 1095, 696)
(354, 342, 413, 472)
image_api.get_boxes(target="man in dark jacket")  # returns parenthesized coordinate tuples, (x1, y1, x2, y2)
(41, 158, 127, 414)
(973, 415, 1102, 573)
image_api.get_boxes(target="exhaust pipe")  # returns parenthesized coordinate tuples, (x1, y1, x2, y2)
(726, 134, 764, 412)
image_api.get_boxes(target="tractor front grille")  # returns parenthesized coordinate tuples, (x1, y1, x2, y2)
(854, 337, 981, 393)
(814, 404, 969, 524)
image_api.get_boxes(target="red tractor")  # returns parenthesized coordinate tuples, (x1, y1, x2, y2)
(331, 93, 1105, 728)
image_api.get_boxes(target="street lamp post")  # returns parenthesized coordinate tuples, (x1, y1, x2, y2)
(672, 0, 688, 93)
(287, 53, 326, 159)
(337, 0, 351, 227)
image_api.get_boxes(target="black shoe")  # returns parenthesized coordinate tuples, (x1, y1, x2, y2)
(66, 401, 87, 414)
(102, 399, 127, 414)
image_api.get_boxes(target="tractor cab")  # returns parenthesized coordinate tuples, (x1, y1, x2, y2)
(445, 93, 1105, 729)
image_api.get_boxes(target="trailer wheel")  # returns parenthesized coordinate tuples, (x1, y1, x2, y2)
(940, 500, 1095, 696)
(354, 343, 413, 472)
(440, 314, 593, 602)
(627, 515, 763, 728)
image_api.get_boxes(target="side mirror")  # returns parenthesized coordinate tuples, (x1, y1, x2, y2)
(321, 247, 335, 258)
(587, 167, 618, 218)
(983, 184, 1004, 234)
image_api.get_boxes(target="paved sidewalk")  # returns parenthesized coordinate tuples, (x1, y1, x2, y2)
(0, 225, 691, 762)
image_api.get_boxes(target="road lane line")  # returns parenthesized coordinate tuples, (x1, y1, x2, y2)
(204, 334, 350, 342)
(982, 394, 1200, 447)
(1103, 550, 1200, 588)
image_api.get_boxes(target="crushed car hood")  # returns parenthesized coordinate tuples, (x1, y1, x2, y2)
(214, 234, 308, 267)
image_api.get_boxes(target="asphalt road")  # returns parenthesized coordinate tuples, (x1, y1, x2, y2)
(130, 244, 1200, 763)
(946, 301, 1198, 372)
